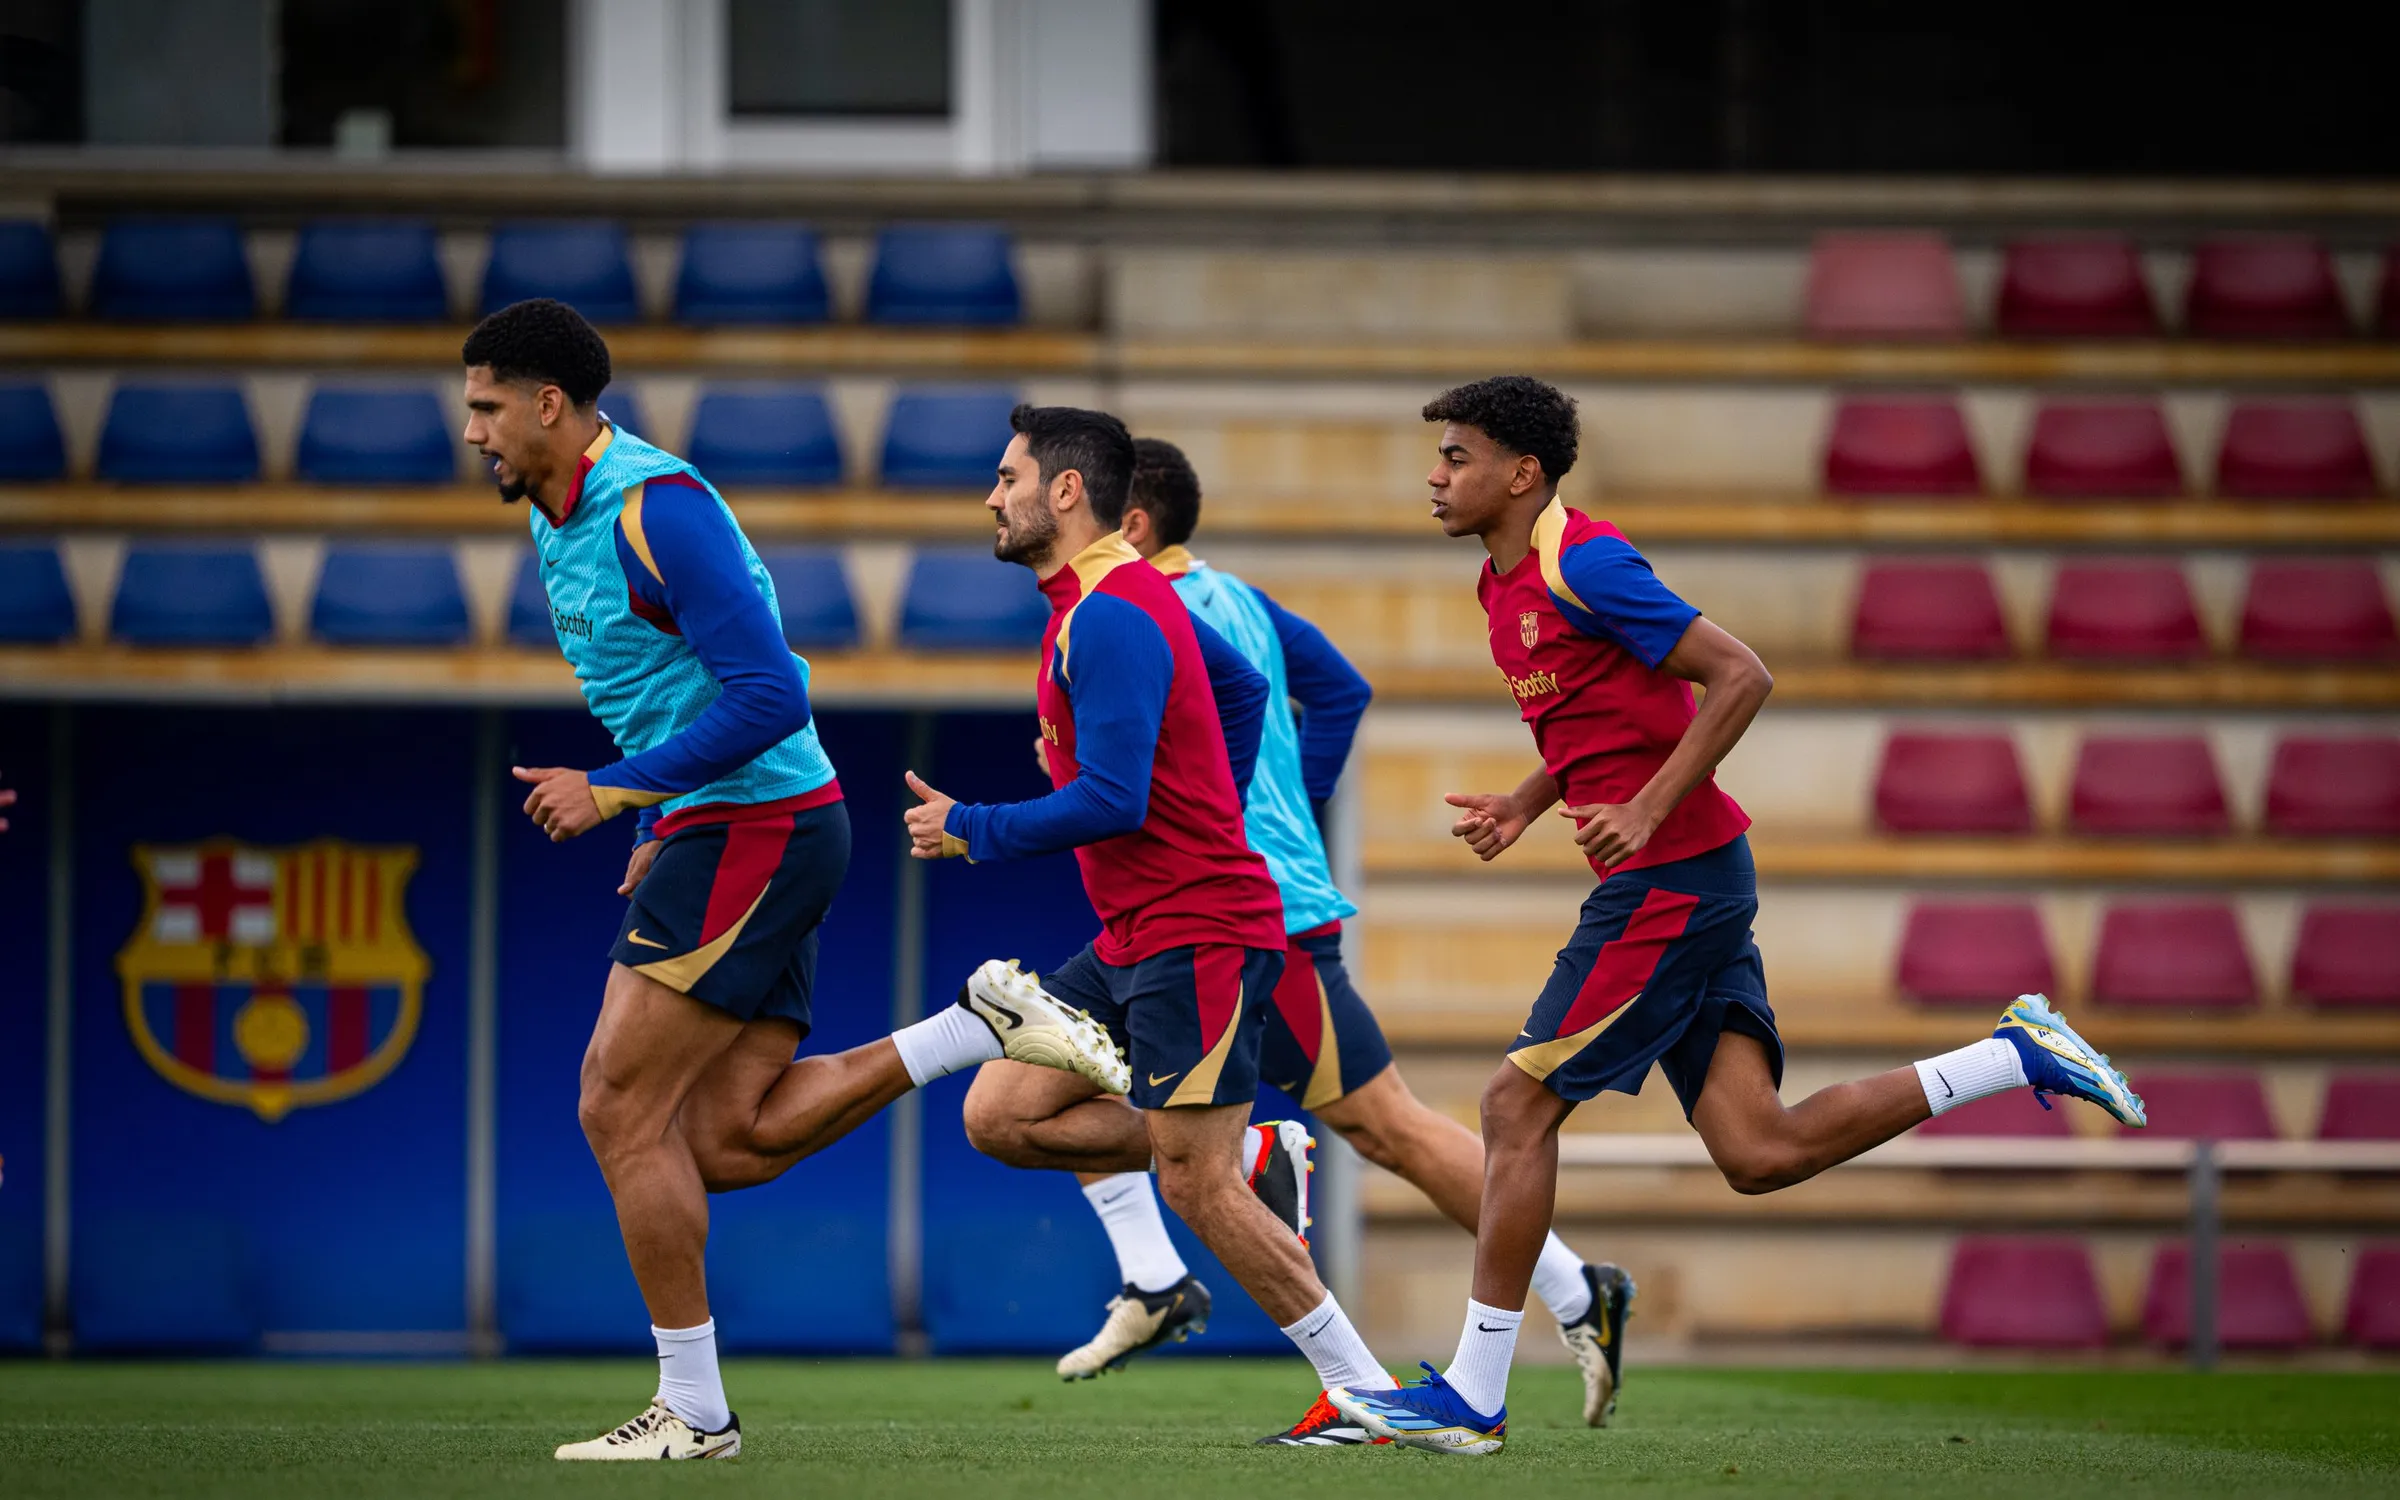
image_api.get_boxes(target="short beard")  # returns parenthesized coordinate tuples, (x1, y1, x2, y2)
(495, 474, 529, 505)
(993, 499, 1059, 566)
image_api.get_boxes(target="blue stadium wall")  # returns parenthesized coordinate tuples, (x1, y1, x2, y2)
(1, 705, 1305, 1356)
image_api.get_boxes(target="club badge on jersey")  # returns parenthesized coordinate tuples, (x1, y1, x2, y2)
(1520, 610, 1541, 650)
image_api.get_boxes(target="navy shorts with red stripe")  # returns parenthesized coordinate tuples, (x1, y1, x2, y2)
(1258, 922, 1395, 1110)
(611, 797, 850, 1036)
(1505, 834, 1782, 1117)
(1042, 942, 1284, 1111)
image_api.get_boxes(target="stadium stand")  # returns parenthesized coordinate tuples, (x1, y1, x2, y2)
(2022, 399, 2183, 497)
(2348, 1246, 2400, 1348)
(1821, 395, 1982, 494)
(1850, 561, 2011, 660)
(89, 217, 254, 322)
(0, 220, 60, 319)
(0, 382, 65, 480)
(1995, 238, 2160, 337)
(96, 384, 260, 483)
(2184, 237, 2350, 339)
(880, 385, 1019, 488)
(2291, 905, 2400, 1008)
(2265, 735, 2400, 837)
(2318, 1074, 2400, 1140)
(595, 383, 648, 443)
(1872, 731, 2033, 832)
(1938, 1238, 2108, 1349)
(2240, 561, 2398, 660)
(2091, 904, 2257, 1009)
(756, 547, 861, 649)
(2067, 735, 2230, 837)
(1894, 901, 2058, 1006)
(2126, 1071, 2278, 1138)
(479, 221, 639, 323)
(0, 545, 75, 642)
(896, 548, 1050, 649)
(294, 388, 457, 485)
(866, 224, 1021, 326)
(284, 220, 449, 323)
(506, 552, 552, 646)
(685, 383, 845, 487)
(2382, 248, 2400, 339)
(2143, 1243, 2314, 1350)
(674, 222, 831, 325)
(310, 545, 472, 647)
(2215, 399, 2381, 498)
(109, 545, 275, 646)
(2045, 561, 2208, 660)
(1805, 233, 1965, 338)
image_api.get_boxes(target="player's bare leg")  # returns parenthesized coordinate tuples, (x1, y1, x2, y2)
(962, 1058, 1151, 1172)
(680, 1019, 923, 1192)
(1687, 1032, 1928, 1194)
(1147, 1102, 1325, 1320)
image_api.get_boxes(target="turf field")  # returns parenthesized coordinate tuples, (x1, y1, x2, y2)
(1, 1358, 2393, 1499)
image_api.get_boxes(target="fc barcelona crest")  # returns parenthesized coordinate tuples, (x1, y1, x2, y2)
(115, 839, 430, 1122)
(1519, 610, 1541, 650)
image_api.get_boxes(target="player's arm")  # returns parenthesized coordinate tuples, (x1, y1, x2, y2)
(1446, 764, 1558, 862)
(1256, 591, 1371, 803)
(924, 595, 1168, 861)
(1191, 613, 1268, 799)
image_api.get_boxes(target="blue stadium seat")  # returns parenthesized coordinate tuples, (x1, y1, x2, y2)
(295, 387, 457, 485)
(506, 551, 554, 645)
(688, 383, 844, 487)
(758, 547, 859, 648)
(73, 1212, 254, 1353)
(0, 546, 76, 642)
(879, 385, 1017, 488)
(866, 224, 1021, 325)
(596, 383, 648, 442)
(898, 548, 1049, 649)
(481, 221, 639, 322)
(90, 217, 255, 321)
(675, 222, 830, 325)
(0, 383, 66, 480)
(0, 221, 60, 319)
(285, 219, 448, 322)
(97, 384, 259, 483)
(111, 546, 274, 646)
(311, 545, 471, 646)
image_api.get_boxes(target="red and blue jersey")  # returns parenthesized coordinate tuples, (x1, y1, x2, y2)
(943, 532, 1286, 964)
(1477, 498, 1750, 878)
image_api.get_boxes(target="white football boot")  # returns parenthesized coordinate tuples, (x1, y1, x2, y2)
(960, 959, 1131, 1095)
(554, 1401, 740, 1461)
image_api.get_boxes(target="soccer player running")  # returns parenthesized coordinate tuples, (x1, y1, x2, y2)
(1331, 377, 2148, 1456)
(464, 302, 1125, 1461)
(971, 436, 1635, 1439)
(901, 406, 1403, 1441)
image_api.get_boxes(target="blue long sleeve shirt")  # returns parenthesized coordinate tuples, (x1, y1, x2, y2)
(1256, 590, 1371, 803)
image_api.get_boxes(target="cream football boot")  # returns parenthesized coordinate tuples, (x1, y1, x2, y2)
(961, 959, 1131, 1095)
(554, 1401, 741, 1461)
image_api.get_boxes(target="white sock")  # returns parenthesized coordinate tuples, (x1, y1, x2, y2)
(1443, 1299, 1522, 1417)
(1531, 1234, 1592, 1325)
(652, 1319, 730, 1432)
(891, 1004, 1002, 1088)
(1915, 1036, 2029, 1116)
(1281, 1292, 1396, 1392)
(1083, 1173, 1189, 1293)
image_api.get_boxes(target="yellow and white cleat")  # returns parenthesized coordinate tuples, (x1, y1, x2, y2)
(554, 1401, 741, 1461)
(961, 959, 1131, 1095)
(1057, 1274, 1213, 1379)
(1556, 1262, 1636, 1426)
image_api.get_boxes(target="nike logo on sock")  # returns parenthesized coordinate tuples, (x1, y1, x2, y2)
(1302, 1315, 1334, 1338)
(1476, 1322, 1512, 1333)
(1935, 1069, 1955, 1099)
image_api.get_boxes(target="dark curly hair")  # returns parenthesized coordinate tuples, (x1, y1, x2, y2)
(461, 298, 611, 407)
(1421, 375, 1578, 484)
(1127, 437, 1202, 547)
(1012, 403, 1134, 525)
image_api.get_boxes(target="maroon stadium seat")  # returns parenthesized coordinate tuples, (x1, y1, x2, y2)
(2124, 1070, 2277, 1138)
(1895, 901, 2058, 1006)
(2185, 237, 2351, 339)
(2068, 735, 2230, 837)
(2265, 735, 2400, 837)
(2092, 904, 2257, 1010)
(1823, 397, 1983, 495)
(2143, 1243, 2313, 1349)
(1939, 1237, 2107, 1348)
(1996, 239, 2160, 338)
(2023, 400, 2183, 497)
(2318, 1074, 2400, 1140)
(1850, 561, 2010, 660)
(2345, 1245, 2400, 1349)
(2215, 400, 2380, 499)
(2045, 561, 2207, 661)
(1806, 233, 1966, 339)
(2379, 247, 2400, 339)
(1920, 1090, 2075, 1137)
(1874, 731, 2033, 833)
(2292, 904, 2400, 1008)
(2240, 561, 2399, 661)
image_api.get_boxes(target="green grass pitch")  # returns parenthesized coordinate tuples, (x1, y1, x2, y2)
(1, 1358, 2394, 1499)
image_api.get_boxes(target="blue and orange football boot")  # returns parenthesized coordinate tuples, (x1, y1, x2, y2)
(1328, 1365, 1505, 1457)
(1994, 994, 2147, 1127)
